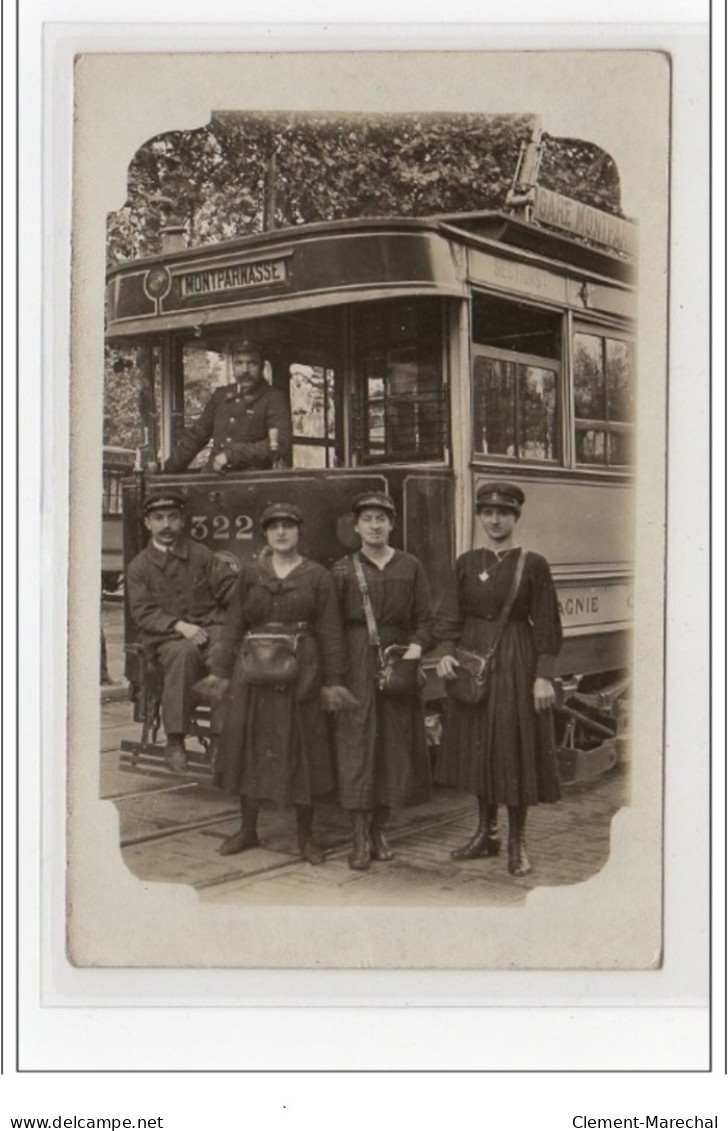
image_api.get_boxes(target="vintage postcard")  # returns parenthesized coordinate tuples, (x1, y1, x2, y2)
(65, 48, 673, 970)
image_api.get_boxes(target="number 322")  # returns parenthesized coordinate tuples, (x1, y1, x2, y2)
(190, 514, 253, 541)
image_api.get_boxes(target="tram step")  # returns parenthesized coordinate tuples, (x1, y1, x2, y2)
(119, 739, 213, 776)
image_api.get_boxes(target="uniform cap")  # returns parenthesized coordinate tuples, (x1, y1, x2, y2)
(260, 502, 304, 528)
(475, 481, 525, 513)
(230, 337, 263, 356)
(351, 491, 396, 518)
(143, 491, 186, 515)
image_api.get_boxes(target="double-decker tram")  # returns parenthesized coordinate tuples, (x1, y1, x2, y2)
(107, 185, 636, 779)
(102, 444, 136, 593)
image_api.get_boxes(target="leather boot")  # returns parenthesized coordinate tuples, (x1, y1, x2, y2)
(451, 799, 500, 859)
(507, 806, 532, 876)
(296, 806, 324, 866)
(371, 807, 394, 861)
(348, 811, 373, 871)
(218, 798, 260, 856)
(164, 735, 188, 774)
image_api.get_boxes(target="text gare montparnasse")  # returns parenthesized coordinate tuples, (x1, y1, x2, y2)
(573, 1119, 718, 1129)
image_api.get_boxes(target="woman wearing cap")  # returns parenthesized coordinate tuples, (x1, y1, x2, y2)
(332, 493, 434, 871)
(434, 482, 562, 876)
(207, 503, 351, 864)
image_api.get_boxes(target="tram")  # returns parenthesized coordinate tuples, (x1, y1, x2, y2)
(106, 169, 636, 778)
(102, 444, 136, 592)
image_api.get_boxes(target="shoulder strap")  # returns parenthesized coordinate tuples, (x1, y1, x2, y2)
(351, 554, 381, 649)
(489, 549, 527, 655)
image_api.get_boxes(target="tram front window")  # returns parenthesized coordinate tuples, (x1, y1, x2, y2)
(181, 344, 247, 470)
(352, 298, 447, 464)
(289, 362, 337, 468)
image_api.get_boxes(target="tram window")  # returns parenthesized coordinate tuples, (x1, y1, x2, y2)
(472, 355, 560, 462)
(179, 343, 277, 469)
(181, 345, 230, 468)
(352, 298, 447, 464)
(102, 473, 124, 515)
(472, 292, 561, 359)
(606, 338, 633, 421)
(289, 363, 337, 469)
(574, 332, 634, 467)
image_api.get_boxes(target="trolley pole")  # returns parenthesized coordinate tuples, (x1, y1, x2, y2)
(263, 144, 278, 232)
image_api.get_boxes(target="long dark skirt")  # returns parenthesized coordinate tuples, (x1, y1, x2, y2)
(435, 620, 560, 806)
(335, 625, 431, 811)
(215, 656, 335, 807)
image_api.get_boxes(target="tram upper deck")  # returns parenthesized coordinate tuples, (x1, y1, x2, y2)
(106, 210, 634, 340)
(107, 206, 637, 678)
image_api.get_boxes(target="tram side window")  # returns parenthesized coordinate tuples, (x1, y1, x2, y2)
(289, 363, 337, 468)
(102, 472, 124, 515)
(573, 332, 634, 467)
(473, 356, 559, 461)
(352, 298, 447, 464)
(471, 293, 562, 463)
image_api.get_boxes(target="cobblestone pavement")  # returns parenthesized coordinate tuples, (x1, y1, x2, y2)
(102, 724, 627, 907)
(101, 598, 628, 906)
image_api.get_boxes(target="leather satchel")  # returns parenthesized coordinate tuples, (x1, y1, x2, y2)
(351, 555, 425, 698)
(240, 632, 300, 687)
(446, 646, 493, 705)
(445, 550, 527, 707)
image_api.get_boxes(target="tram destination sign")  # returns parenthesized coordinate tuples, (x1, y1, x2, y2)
(177, 254, 289, 299)
(532, 186, 637, 257)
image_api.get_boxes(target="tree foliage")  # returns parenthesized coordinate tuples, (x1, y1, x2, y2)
(107, 111, 624, 266)
(539, 133, 622, 216)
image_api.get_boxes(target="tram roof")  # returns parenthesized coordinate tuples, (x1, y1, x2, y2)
(434, 210, 635, 284)
(106, 208, 635, 341)
(106, 209, 635, 285)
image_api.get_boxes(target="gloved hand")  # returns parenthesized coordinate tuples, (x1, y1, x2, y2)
(321, 685, 358, 712)
(533, 677, 556, 712)
(193, 674, 230, 703)
(436, 655, 459, 680)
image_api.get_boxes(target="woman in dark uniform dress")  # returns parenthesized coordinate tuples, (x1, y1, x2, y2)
(435, 482, 563, 876)
(332, 492, 434, 871)
(208, 503, 351, 864)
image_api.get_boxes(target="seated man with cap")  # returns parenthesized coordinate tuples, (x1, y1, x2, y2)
(164, 338, 293, 474)
(126, 491, 238, 772)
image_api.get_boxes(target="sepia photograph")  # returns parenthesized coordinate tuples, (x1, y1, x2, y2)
(65, 49, 672, 971)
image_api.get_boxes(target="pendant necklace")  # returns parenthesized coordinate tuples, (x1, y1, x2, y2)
(479, 546, 517, 583)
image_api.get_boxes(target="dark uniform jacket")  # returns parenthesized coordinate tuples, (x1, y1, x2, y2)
(210, 553, 347, 688)
(164, 379, 292, 473)
(126, 537, 237, 646)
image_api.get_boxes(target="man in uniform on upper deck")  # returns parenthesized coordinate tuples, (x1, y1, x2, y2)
(126, 491, 238, 772)
(163, 338, 293, 473)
